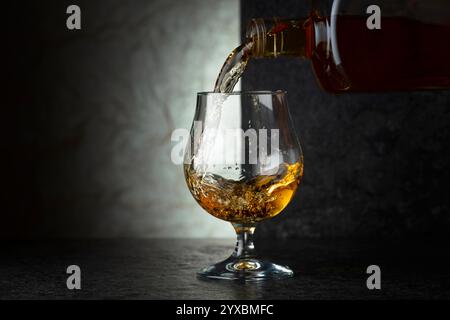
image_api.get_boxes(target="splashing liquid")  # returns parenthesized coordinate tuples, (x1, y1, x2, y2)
(185, 162, 303, 223)
(213, 41, 254, 93)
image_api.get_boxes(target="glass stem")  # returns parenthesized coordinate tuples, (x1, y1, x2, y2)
(231, 223, 256, 259)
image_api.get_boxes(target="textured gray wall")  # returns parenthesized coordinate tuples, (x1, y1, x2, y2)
(4, 0, 239, 238)
(242, 0, 450, 239)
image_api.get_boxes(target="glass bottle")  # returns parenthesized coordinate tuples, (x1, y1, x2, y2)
(245, 0, 450, 93)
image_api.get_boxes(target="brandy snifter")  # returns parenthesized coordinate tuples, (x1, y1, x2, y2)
(184, 91, 303, 280)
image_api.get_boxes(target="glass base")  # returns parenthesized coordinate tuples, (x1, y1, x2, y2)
(197, 255, 294, 281)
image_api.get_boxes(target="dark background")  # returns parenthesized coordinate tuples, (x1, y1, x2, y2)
(243, 0, 450, 240)
(3, 0, 450, 240)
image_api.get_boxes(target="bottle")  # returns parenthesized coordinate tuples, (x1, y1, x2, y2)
(245, 0, 450, 93)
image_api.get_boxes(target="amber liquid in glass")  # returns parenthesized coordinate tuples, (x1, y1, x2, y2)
(184, 162, 303, 223)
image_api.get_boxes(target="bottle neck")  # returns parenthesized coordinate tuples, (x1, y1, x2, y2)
(246, 17, 313, 59)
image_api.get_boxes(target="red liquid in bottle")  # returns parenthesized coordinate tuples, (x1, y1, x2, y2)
(311, 16, 450, 93)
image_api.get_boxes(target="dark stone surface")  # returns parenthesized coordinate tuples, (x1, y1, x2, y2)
(242, 0, 450, 239)
(1, 239, 449, 299)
